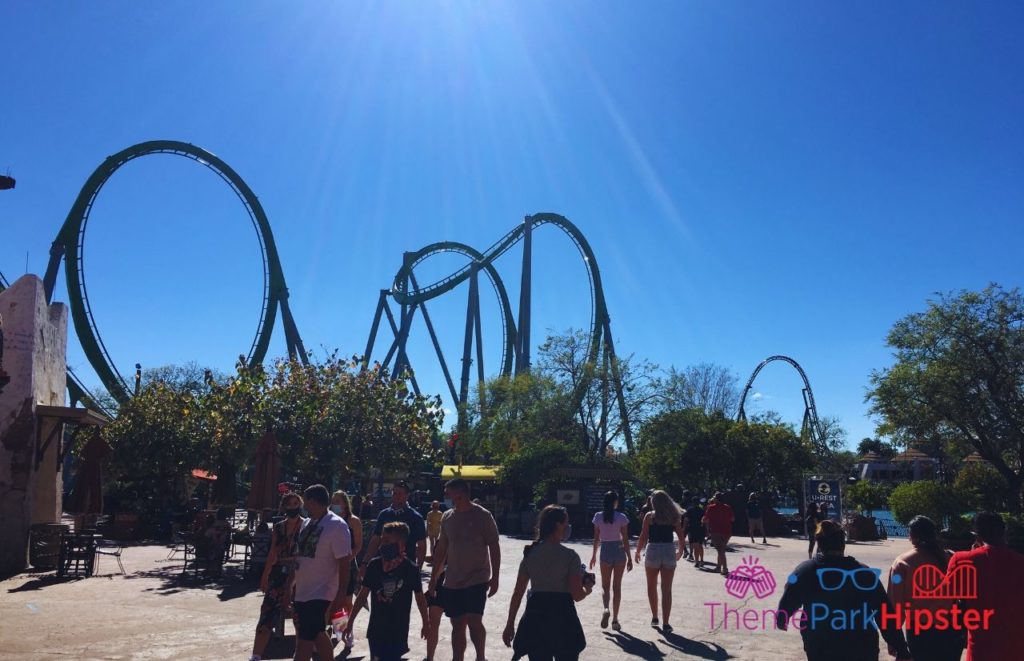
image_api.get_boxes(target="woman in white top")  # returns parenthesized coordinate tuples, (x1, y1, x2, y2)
(589, 490, 633, 631)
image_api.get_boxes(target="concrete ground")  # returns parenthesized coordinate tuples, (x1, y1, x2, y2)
(0, 534, 936, 660)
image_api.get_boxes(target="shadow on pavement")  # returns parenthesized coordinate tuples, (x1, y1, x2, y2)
(661, 631, 731, 659)
(123, 562, 258, 598)
(603, 631, 666, 659)
(7, 574, 86, 592)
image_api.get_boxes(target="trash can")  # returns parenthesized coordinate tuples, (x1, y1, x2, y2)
(29, 523, 70, 570)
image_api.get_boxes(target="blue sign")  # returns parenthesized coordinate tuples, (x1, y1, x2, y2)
(804, 477, 843, 522)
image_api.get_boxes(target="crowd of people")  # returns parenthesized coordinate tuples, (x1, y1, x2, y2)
(242, 481, 1023, 661)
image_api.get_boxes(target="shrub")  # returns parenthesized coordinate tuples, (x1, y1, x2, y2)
(953, 463, 1008, 512)
(888, 480, 963, 526)
(1000, 513, 1024, 553)
(846, 480, 893, 514)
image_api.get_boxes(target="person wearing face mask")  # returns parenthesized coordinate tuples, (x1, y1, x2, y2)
(291, 484, 353, 661)
(503, 505, 593, 660)
(345, 522, 429, 661)
(428, 478, 501, 661)
(249, 492, 305, 661)
(362, 481, 427, 575)
(331, 490, 362, 651)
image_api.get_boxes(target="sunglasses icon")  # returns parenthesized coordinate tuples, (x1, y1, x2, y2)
(815, 567, 882, 591)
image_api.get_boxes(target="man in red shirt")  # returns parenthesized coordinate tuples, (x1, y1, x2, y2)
(948, 512, 1024, 661)
(702, 492, 735, 575)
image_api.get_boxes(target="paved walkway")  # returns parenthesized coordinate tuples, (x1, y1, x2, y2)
(0, 534, 929, 660)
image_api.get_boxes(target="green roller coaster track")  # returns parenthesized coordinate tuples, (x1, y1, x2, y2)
(40, 140, 306, 406)
(365, 213, 634, 450)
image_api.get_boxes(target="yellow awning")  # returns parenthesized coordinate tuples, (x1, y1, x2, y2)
(441, 465, 500, 480)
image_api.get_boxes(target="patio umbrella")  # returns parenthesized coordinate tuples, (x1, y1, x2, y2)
(246, 431, 281, 512)
(66, 431, 111, 515)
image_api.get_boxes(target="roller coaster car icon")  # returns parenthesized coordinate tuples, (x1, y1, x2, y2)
(910, 563, 977, 600)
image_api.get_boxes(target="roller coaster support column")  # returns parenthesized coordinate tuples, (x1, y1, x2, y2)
(363, 290, 389, 370)
(604, 317, 634, 451)
(515, 217, 532, 375)
(391, 253, 422, 395)
(458, 264, 482, 429)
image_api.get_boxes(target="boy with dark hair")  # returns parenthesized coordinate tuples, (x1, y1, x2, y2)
(346, 521, 428, 661)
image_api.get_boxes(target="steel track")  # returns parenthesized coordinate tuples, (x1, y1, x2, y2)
(42, 140, 305, 404)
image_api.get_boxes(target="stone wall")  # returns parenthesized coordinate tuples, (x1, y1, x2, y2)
(0, 275, 68, 575)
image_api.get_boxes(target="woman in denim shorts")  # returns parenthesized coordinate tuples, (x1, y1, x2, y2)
(634, 490, 687, 632)
(588, 491, 633, 631)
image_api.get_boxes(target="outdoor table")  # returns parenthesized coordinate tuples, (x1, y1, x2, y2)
(57, 532, 101, 577)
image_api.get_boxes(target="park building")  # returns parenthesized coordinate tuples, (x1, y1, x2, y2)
(852, 446, 940, 483)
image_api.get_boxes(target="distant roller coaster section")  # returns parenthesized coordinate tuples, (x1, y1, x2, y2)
(364, 213, 634, 451)
(42, 140, 306, 404)
(737, 355, 829, 455)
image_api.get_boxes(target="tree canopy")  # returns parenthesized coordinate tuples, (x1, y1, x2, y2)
(868, 285, 1024, 511)
(102, 354, 443, 516)
(634, 407, 815, 498)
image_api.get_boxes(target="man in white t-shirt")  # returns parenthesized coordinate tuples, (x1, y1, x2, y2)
(292, 484, 352, 661)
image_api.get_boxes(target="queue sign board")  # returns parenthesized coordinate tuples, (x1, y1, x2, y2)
(803, 476, 843, 522)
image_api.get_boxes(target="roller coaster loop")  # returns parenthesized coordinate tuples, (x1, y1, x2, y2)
(737, 355, 830, 455)
(364, 212, 634, 451)
(41, 140, 306, 405)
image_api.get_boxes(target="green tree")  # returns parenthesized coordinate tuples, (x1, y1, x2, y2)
(635, 408, 813, 497)
(102, 381, 203, 521)
(661, 362, 740, 417)
(953, 463, 1008, 512)
(197, 358, 269, 505)
(868, 285, 1024, 511)
(846, 480, 893, 514)
(856, 437, 897, 458)
(461, 372, 582, 462)
(265, 355, 444, 487)
(537, 329, 661, 456)
(888, 481, 962, 526)
(496, 439, 586, 505)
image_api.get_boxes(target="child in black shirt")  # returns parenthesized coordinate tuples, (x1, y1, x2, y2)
(346, 521, 428, 661)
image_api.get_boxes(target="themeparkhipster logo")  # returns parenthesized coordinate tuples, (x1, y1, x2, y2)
(705, 556, 995, 635)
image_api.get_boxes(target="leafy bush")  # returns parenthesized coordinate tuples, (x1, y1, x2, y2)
(846, 480, 893, 514)
(888, 480, 963, 526)
(496, 439, 585, 505)
(1000, 513, 1024, 553)
(953, 463, 1008, 512)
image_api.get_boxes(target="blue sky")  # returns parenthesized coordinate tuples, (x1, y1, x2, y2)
(2, 2, 1022, 449)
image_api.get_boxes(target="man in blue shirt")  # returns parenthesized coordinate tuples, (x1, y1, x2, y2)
(361, 481, 427, 574)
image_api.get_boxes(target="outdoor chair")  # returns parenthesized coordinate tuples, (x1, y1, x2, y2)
(245, 529, 271, 576)
(182, 536, 223, 580)
(167, 533, 189, 561)
(57, 533, 99, 577)
(95, 539, 126, 576)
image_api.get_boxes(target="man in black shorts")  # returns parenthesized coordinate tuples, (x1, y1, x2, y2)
(428, 479, 500, 661)
(291, 485, 352, 661)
